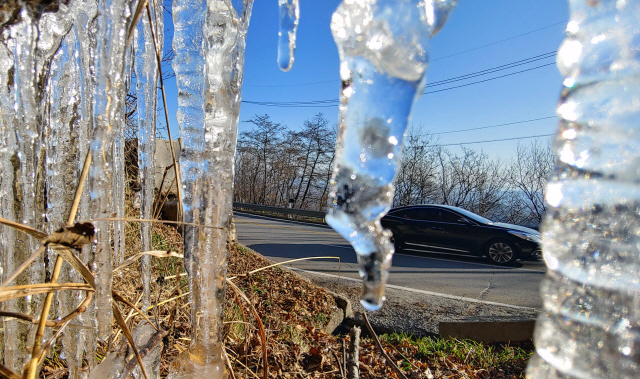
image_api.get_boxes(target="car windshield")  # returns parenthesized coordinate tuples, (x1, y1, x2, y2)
(450, 207, 494, 224)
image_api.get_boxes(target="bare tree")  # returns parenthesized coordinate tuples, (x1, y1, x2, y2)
(506, 140, 554, 227)
(393, 130, 439, 206)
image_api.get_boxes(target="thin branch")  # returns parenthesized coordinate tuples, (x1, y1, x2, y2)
(362, 312, 408, 379)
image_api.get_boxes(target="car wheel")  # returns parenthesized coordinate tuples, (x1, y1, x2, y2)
(389, 232, 403, 253)
(486, 240, 518, 265)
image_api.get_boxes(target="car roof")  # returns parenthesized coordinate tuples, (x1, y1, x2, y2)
(389, 204, 465, 213)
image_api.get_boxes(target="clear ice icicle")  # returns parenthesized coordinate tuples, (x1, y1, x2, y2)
(527, 1, 640, 378)
(326, 0, 458, 311)
(90, 0, 133, 339)
(135, 5, 161, 311)
(277, 0, 299, 71)
(168, 0, 253, 377)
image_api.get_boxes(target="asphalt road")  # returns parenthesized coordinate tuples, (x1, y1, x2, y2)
(234, 212, 546, 310)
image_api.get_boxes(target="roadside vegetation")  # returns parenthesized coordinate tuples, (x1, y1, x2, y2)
(32, 220, 533, 378)
(233, 113, 553, 229)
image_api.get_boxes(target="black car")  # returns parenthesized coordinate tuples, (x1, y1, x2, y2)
(381, 205, 542, 265)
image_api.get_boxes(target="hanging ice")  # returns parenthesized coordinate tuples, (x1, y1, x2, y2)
(527, 1, 640, 378)
(326, 0, 458, 310)
(168, 0, 253, 377)
(89, 0, 134, 339)
(135, 0, 163, 311)
(277, 0, 299, 71)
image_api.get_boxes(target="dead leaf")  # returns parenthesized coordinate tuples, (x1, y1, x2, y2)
(43, 222, 95, 248)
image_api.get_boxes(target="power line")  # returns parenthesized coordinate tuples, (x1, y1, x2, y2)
(242, 53, 556, 108)
(426, 51, 555, 88)
(429, 116, 557, 136)
(423, 62, 555, 95)
(431, 21, 566, 62)
(243, 21, 566, 88)
(439, 134, 554, 147)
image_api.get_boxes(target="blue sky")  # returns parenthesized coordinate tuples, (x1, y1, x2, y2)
(163, 0, 569, 160)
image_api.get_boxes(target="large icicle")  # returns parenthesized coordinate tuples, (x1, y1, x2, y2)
(326, 0, 458, 310)
(135, 2, 161, 311)
(168, 0, 253, 377)
(0, 8, 43, 372)
(89, 0, 133, 338)
(277, 0, 299, 71)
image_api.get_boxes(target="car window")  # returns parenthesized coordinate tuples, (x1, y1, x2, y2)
(438, 209, 462, 223)
(388, 208, 431, 221)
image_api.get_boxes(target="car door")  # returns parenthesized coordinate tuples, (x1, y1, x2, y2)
(431, 209, 477, 255)
(398, 207, 451, 252)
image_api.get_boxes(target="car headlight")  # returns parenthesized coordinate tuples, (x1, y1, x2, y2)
(508, 230, 542, 243)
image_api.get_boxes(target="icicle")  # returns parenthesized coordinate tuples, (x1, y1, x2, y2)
(168, 0, 253, 377)
(90, 0, 133, 339)
(0, 26, 21, 373)
(135, 4, 160, 311)
(277, 0, 299, 71)
(326, 0, 458, 311)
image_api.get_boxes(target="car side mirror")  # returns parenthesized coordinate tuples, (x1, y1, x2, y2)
(458, 218, 471, 224)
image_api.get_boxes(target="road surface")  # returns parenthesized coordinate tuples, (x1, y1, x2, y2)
(234, 212, 546, 310)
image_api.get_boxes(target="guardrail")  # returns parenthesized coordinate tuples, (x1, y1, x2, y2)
(232, 202, 326, 221)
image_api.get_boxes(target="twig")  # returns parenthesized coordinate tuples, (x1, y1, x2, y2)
(112, 302, 150, 379)
(146, 1, 182, 219)
(88, 217, 222, 230)
(227, 280, 268, 379)
(113, 291, 158, 331)
(0, 283, 93, 302)
(332, 350, 345, 378)
(226, 353, 261, 379)
(0, 292, 92, 327)
(227, 256, 340, 281)
(0, 246, 46, 290)
(0, 363, 20, 379)
(120, 328, 168, 378)
(362, 312, 409, 379)
(342, 338, 347, 378)
(36, 319, 72, 362)
(347, 327, 360, 379)
(224, 349, 238, 379)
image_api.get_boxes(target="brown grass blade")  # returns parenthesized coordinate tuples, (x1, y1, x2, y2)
(0, 311, 55, 326)
(114, 250, 183, 272)
(0, 245, 46, 290)
(66, 150, 91, 226)
(48, 244, 95, 288)
(112, 302, 150, 379)
(227, 256, 340, 281)
(112, 291, 158, 332)
(146, 2, 183, 218)
(0, 283, 93, 303)
(0, 217, 47, 240)
(0, 363, 20, 379)
(36, 319, 72, 363)
(227, 280, 268, 379)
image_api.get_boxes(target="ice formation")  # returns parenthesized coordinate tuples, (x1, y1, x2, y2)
(326, 0, 458, 310)
(167, 0, 253, 377)
(277, 0, 299, 71)
(135, 0, 163, 311)
(527, 1, 640, 378)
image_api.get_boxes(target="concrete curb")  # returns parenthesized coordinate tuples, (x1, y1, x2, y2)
(439, 317, 536, 343)
(323, 290, 354, 334)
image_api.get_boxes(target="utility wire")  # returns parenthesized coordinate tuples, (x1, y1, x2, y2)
(431, 21, 566, 62)
(439, 134, 554, 147)
(244, 20, 566, 88)
(241, 58, 556, 107)
(429, 116, 557, 136)
(423, 62, 555, 95)
(426, 51, 555, 88)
